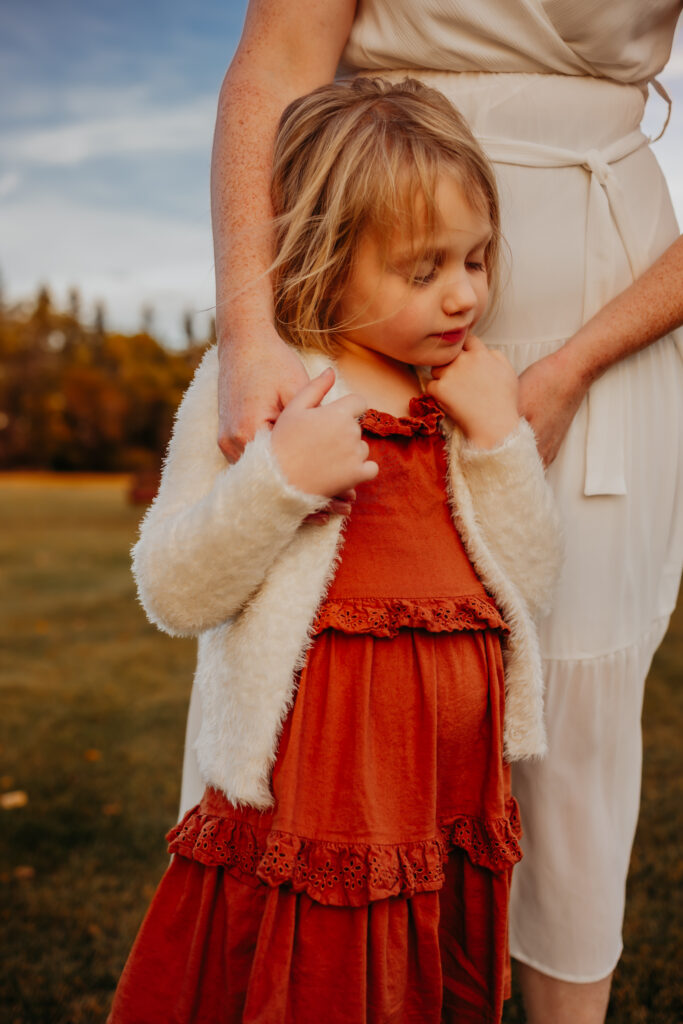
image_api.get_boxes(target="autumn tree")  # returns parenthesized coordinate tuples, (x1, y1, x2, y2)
(0, 285, 208, 471)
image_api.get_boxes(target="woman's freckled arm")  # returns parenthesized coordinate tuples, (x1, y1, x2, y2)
(211, 0, 356, 460)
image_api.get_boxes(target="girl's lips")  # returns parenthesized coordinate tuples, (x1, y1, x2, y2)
(439, 328, 467, 345)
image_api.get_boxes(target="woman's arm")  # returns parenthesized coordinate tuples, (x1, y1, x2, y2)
(519, 235, 683, 466)
(212, 0, 356, 461)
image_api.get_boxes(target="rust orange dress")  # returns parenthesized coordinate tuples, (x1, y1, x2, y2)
(108, 396, 522, 1024)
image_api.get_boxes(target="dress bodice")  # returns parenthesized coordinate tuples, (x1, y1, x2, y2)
(315, 395, 507, 637)
(341, 0, 681, 85)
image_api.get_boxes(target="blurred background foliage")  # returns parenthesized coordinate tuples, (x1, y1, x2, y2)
(0, 284, 211, 472)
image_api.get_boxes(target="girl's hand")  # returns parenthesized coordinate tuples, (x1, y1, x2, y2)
(426, 335, 520, 448)
(271, 368, 379, 499)
(517, 348, 588, 467)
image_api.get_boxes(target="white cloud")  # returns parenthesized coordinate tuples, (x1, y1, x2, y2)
(1, 93, 216, 166)
(0, 171, 20, 198)
(0, 195, 216, 344)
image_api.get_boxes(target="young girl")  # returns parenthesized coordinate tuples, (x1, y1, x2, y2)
(109, 78, 561, 1024)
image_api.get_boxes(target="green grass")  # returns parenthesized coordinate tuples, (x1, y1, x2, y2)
(0, 476, 680, 1023)
(0, 477, 196, 1023)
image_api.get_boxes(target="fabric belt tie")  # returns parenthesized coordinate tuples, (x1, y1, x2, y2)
(481, 129, 650, 496)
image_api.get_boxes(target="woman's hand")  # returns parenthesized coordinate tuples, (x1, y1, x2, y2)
(271, 368, 379, 499)
(517, 348, 588, 467)
(426, 335, 520, 448)
(217, 324, 310, 462)
(516, 235, 683, 466)
(217, 328, 356, 517)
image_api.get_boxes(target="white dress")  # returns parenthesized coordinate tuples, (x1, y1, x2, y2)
(338, 0, 683, 984)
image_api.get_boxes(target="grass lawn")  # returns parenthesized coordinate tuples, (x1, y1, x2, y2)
(0, 475, 680, 1023)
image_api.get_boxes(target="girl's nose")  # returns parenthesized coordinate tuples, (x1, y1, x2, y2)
(442, 274, 476, 316)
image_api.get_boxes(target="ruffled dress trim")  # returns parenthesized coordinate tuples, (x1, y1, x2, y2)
(360, 394, 443, 437)
(313, 594, 508, 637)
(167, 799, 522, 908)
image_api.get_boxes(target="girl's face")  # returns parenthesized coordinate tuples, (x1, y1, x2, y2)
(336, 175, 491, 368)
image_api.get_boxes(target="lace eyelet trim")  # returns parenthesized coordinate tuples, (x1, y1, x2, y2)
(312, 595, 508, 638)
(167, 799, 522, 908)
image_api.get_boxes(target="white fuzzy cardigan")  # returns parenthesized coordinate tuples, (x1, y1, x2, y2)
(132, 346, 562, 810)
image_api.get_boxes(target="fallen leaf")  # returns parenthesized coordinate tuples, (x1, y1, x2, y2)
(84, 748, 102, 762)
(0, 775, 14, 790)
(102, 802, 122, 816)
(33, 619, 50, 635)
(0, 790, 28, 810)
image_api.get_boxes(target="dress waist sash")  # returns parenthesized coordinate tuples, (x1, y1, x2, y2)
(480, 129, 650, 496)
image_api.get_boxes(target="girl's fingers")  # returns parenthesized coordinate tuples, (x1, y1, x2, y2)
(462, 332, 484, 350)
(293, 386, 368, 421)
(360, 459, 379, 481)
(325, 487, 359, 516)
(288, 367, 336, 411)
(332, 392, 369, 420)
(327, 497, 354, 516)
(305, 488, 358, 523)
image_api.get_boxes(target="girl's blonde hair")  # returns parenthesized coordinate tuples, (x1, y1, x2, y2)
(270, 77, 502, 355)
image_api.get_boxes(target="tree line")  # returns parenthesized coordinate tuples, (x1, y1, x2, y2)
(0, 287, 212, 471)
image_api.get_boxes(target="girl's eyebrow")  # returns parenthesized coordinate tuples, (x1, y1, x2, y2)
(386, 223, 493, 270)
(450, 227, 493, 252)
(391, 227, 493, 264)
(390, 250, 438, 269)
(469, 229, 493, 250)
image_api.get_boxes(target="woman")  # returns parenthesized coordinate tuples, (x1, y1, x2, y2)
(183, 2, 683, 1021)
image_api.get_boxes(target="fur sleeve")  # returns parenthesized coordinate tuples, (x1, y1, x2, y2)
(458, 419, 563, 619)
(132, 348, 327, 636)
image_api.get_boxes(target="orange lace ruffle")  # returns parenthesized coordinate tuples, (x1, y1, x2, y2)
(312, 595, 508, 638)
(167, 799, 522, 908)
(360, 395, 443, 437)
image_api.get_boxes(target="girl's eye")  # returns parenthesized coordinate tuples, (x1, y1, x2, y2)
(466, 261, 486, 272)
(409, 261, 438, 285)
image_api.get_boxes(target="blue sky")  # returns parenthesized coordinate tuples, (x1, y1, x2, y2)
(1, 2, 681, 346)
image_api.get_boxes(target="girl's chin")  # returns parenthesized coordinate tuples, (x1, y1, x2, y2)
(430, 346, 464, 366)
